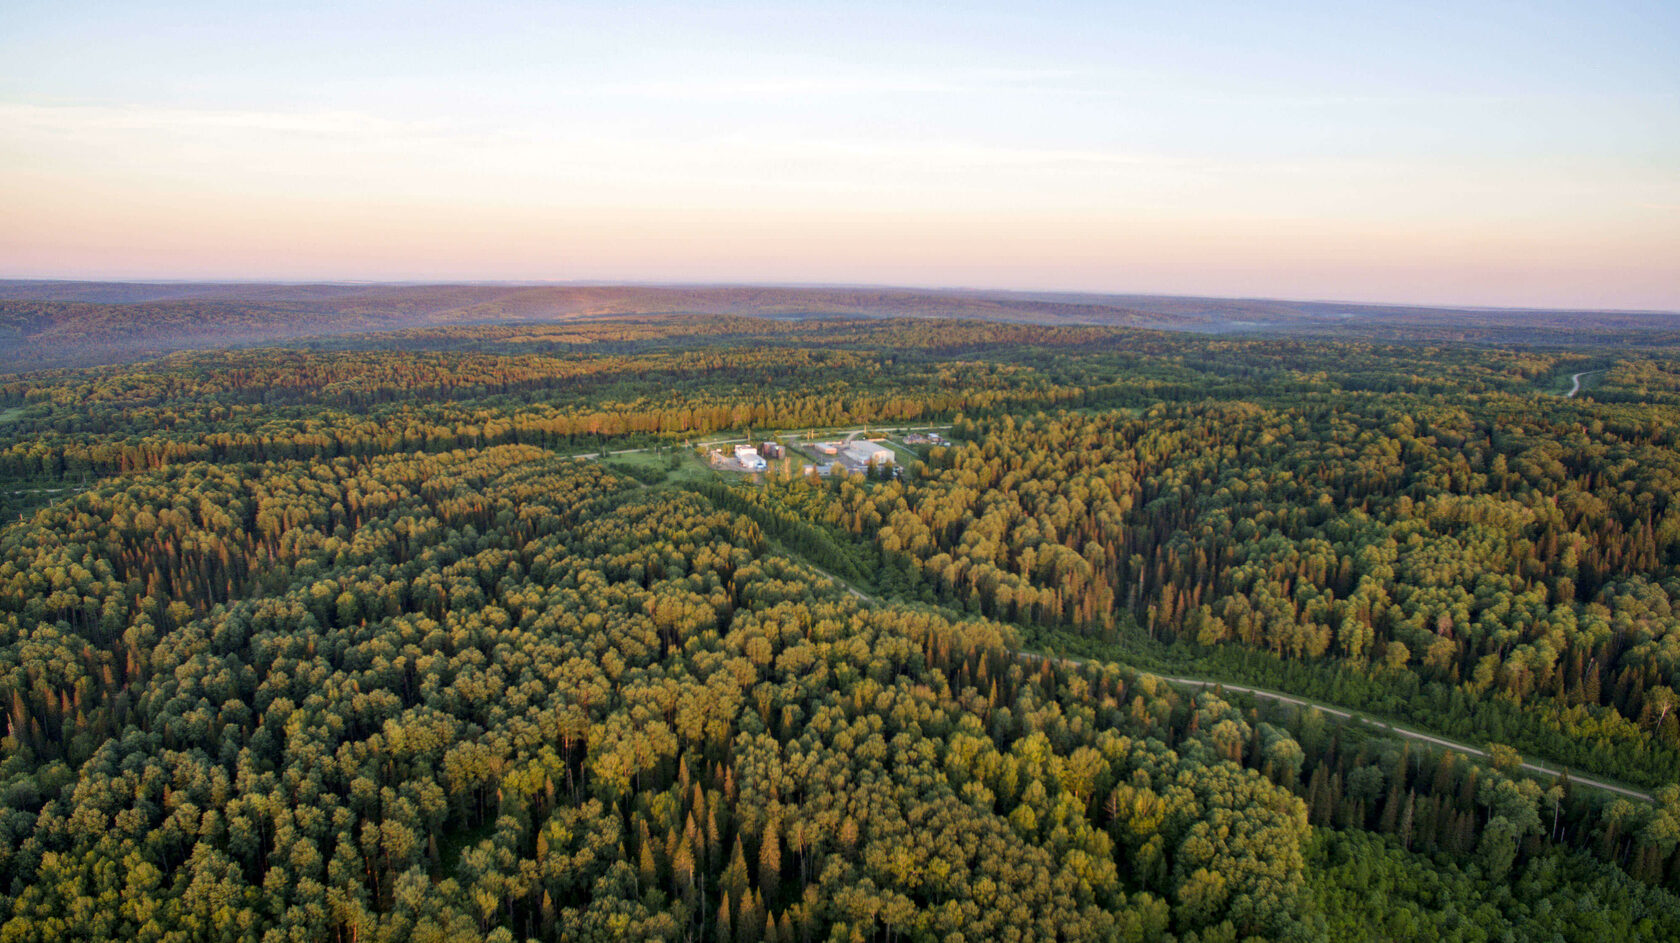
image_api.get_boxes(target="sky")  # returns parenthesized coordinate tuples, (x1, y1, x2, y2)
(2, 1, 1677, 309)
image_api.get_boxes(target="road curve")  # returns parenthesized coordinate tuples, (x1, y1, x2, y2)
(1566, 370, 1601, 398)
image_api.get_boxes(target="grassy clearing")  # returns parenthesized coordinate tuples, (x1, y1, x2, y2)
(0, 478, 84, 524)
(880, 439, 922, 465)
(663, 451, 721, 485)
(595, 448, 722, 486)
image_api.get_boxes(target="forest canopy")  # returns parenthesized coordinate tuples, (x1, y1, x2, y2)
(2, 309, 1678, 941)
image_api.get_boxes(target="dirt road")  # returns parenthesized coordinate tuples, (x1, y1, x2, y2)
(1015, 651, 1653, 801)
(1566, 370, 1602, 398)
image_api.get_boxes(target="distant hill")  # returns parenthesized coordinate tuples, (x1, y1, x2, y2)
(1, 280, 1675, 371)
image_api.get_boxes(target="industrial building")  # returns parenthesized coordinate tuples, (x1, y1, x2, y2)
(841, 442, 893, 467)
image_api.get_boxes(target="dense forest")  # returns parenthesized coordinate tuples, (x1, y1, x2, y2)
(7, 281, 1680, 371)
(3, 309, 1679, 940)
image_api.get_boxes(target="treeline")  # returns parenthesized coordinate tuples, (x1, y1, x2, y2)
(1226, 680, 1680, 889)
(0, 319, 1592, 486)
(5, 445, 1672, 939)
(1187, 644, 1678, 795)
(0, 347, 1087, 481)
(4, 313, 1680, 939)
(796, 397, 1680, 788)
(1304, 829, 1680, 940)
(3, 447, 1319, 940)
(680, 479, 877, 588)
(1593, 359, 1680, 407)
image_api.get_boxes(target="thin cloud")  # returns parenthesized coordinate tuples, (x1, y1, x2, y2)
(0, 102, 417, 137)
(0, 99, 1208, 173)
(585, 66, 1083, 102)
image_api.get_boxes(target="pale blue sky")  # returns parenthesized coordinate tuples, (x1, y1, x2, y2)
(3, 1, 1676, 308)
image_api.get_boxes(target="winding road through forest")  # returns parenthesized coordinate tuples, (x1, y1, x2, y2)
(1565, 370, 1602, 398)
(1139, 673, 1651, 801)
(805, 564, 1655, 802)
(1020, 652, 1654, 802)
(581, 430, 1656, 803)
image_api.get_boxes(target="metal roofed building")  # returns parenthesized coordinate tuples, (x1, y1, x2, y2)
(840, 442, 893, 468)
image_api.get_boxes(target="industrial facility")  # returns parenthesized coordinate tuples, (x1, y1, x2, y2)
(733, 444, 768, 471)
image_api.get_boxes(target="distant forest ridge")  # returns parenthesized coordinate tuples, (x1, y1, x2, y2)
(2, 280, 1677, 371)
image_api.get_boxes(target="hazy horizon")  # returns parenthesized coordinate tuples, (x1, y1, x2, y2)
(4, 1, 1677, 309)
(5, 276, 1679, 317)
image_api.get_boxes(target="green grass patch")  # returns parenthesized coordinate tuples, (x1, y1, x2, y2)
(879, 439, 921, 466)
(561, 447, 724, 486)
(662, 451, 720, 485)
(598, 449, 683, 482)
(0, 479, 85, 525)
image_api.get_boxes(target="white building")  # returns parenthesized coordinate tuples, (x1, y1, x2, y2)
(734, 444, 768, 471)
(841, 442, 893, 467)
